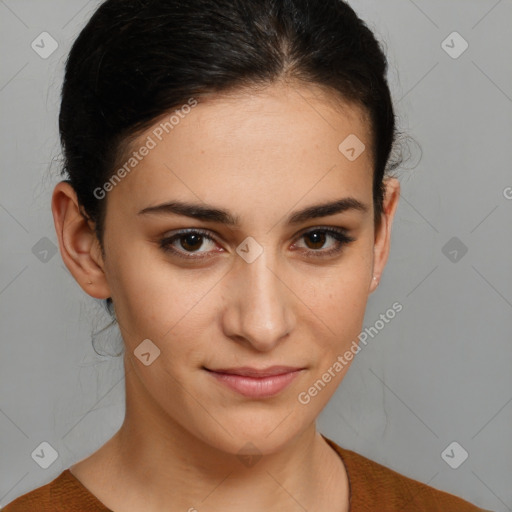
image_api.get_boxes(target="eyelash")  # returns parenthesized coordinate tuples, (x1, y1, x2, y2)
(159, 227, 356, 261)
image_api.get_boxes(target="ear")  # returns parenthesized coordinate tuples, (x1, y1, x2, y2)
(369, 177, 400, 294)
(51, 181, 111, 299)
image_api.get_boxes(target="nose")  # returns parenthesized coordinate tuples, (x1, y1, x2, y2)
(221, 249, 295, 352)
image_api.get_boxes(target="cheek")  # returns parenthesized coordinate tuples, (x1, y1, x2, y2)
(104, 243, 223, 368)
(295, 259, 373, 375)
(103, 243, 170, 340)
(299, 253, 372, 323)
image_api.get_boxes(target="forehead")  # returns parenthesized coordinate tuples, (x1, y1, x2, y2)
(109, 82, 374, 217)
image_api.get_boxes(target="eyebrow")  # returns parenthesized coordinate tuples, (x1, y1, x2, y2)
(138, 197, 369, 225)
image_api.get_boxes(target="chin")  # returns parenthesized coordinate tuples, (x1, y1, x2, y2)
(188, 409, 310, 457)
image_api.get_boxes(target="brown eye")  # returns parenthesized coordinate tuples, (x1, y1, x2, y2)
(303, 231, 328, 250)
(179, 233, 205, 252)
(293, 227, 356, 258)
(159, 226, 355, 261)
(159, 229, 219, 259)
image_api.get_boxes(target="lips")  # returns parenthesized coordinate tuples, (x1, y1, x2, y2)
(206, 366, 304, 378)
(204, 366, 305, 398)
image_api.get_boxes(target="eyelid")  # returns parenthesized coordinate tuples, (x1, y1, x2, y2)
(159, 228, 219, 254)
(290, 226, 355, 257)
(159, 225, 355, 259)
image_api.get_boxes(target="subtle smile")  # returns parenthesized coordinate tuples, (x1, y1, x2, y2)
(204, 366, 306, 398)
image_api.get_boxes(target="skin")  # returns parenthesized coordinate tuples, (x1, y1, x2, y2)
(52, 81, 400, 512)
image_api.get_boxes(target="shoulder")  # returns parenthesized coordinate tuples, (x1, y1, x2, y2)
(322, 436, 493, 512)
(2, 470, 111, 511)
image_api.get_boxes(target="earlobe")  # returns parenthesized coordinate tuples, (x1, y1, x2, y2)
(51, 181, 111, 299)
(368, 274, 379, 294)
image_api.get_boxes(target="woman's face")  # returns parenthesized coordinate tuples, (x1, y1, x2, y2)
(68, 82, 399, 455)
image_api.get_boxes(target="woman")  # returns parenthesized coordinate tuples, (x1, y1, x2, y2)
(4, 0, 492, 510)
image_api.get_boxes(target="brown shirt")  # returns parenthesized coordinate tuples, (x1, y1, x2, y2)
(3, 435, 492, 511)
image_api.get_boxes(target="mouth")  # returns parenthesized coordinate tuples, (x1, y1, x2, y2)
(204, 366, 306, 398)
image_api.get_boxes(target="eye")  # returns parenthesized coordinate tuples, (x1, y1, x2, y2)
(159, 228, 220, 259)
(291, 227, 355, 258)
(159, 226, 355, 260)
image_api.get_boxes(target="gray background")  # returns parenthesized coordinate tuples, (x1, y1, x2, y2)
(1, 0, 511, 510)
